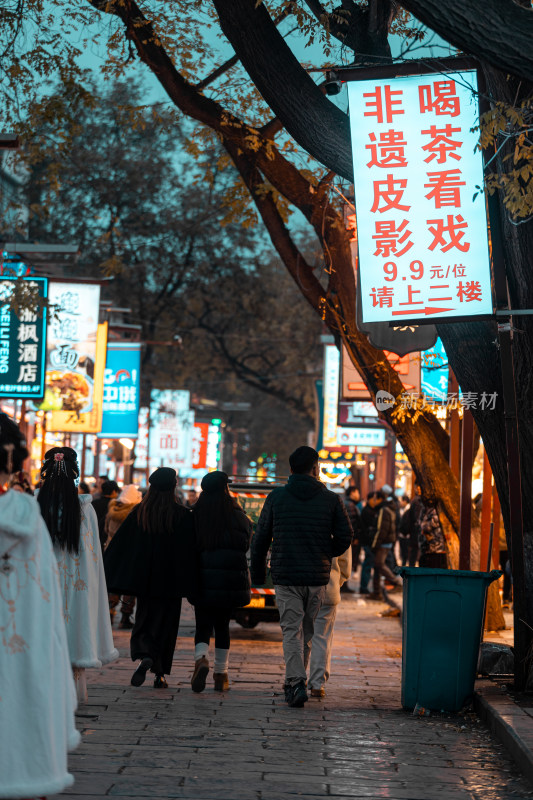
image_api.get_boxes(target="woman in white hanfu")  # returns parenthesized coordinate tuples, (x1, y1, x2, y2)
(37, 446, 118, 701)
(0, 414, 80, 799)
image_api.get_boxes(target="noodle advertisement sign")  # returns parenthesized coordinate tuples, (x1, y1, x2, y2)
(0, 277, 48, 398)
(40, 282, 101, 414)
(347, 69, 492, 324)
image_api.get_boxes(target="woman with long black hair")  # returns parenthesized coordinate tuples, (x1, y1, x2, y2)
(191, 471, 252, 693)
(104, 467, 196, 688)
(37, 446, 118, 700)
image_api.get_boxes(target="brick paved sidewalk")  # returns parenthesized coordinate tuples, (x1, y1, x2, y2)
(50, 595, 533, 800)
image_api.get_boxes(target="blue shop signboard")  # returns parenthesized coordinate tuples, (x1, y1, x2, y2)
(98, 343, 141, 438)
(0, 278, 48, 398)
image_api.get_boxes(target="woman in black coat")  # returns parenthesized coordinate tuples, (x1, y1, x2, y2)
(104, 467, 196, 689)
(190, 470, 252, 693)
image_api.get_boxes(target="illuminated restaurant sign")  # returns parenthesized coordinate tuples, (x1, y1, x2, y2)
(41, 282, 101, 414)
(348, 69, 492, 323)
(0, 278, 47, 398)
(99, 343, 141, 438)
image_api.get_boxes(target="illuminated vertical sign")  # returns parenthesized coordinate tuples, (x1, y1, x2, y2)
(323, 344, 340, 447)
(149, 390, 194, 472)
(49, 322, 108, 433)
(134, 407, 149, 469)
(348, 70, 492, 323)
(0, 278, 47, 398)
(421, 337, 449, 401)
(99, 343, 141, 438)
(206, 423, 221, 469)
(41, 282, 101, 413)
(192, 422, 209, 470)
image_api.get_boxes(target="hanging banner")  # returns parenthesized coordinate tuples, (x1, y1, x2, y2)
(149, 390, 194, 473)
(0, 277, 48, 398)
(323, 344, 341, 448)
(132, 407, 150, 472)
(98, 343, 141, 439)
(421, 336, 449, 401)
(192, 422, 209, 470)
(49, 322, 107, 433)
(347, 69, 493, 323)
(40, 282, 101, 414)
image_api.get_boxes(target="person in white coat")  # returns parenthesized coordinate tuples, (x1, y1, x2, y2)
(0, 414, 80, 798)
(37, 446, 118, 701)
(308, 546, 352, 697)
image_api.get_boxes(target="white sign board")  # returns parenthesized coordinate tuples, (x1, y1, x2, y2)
(336, 427, 386, 448)
(348, 70, 492, 323)
(149, 390, 194, 473)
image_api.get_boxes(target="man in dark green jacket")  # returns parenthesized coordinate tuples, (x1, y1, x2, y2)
(251, 446, 352, 707)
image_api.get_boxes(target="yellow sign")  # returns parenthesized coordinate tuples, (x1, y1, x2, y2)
(245, 596, 266, 609)
(49, 322, 108, 433)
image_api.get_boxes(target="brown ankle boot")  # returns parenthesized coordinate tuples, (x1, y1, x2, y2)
(191, 656, 209, 693)
(213, 672, 229, 691)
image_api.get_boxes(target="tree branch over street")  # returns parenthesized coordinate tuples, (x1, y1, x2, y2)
(29, 0, 457, 540)
(398, 0, 533, 83)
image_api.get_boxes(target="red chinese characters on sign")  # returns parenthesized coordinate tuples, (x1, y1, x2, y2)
(372, 219, 414, 257)
(422, 124, 462, 163)
(424, 169, 466, 208)
(457, 281, 483, 302)
(427, 214, 470, 253)
(366, 130, 408, 168)
(371, 175, 410, 213)
(363, 85, 404, 123)
(370, 286, 394, 308)
(419, 81, 460, 116)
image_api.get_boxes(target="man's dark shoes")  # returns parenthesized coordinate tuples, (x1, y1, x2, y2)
(131, 657, 153, 687)
(289, 680, 308, 708)
(154, 674, 168, 688)
(119, 614, 134, 629)
(283, 682, 294, 703)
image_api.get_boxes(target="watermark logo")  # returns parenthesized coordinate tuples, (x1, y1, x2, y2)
(400, 391, 498, 411)
(376, 390, 395, 411)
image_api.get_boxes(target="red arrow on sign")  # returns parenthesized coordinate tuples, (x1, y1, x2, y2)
(391, 307, 455, 316)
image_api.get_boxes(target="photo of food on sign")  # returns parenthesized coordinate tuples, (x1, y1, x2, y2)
(43, 367, 94, 414)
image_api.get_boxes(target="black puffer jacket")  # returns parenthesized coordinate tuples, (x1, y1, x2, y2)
(193, 508, 252, 609)
(251, 474, 353, 587)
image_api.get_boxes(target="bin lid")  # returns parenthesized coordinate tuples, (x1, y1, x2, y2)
(397, 567, 502, 582)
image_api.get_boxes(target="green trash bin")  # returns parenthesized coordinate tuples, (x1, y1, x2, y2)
(397, 567, 502, 712)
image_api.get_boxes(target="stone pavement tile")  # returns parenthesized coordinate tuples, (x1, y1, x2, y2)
(67, 756, 125, 773)
(57, 600, 533, 800)
(107, 781, 256, 798)
(328, 784, 478, 799)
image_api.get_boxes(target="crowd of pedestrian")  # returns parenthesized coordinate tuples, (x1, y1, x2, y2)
(0, 412, 513, 798)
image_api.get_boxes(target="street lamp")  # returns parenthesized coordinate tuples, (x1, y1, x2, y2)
(119, 438, 135, 483)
